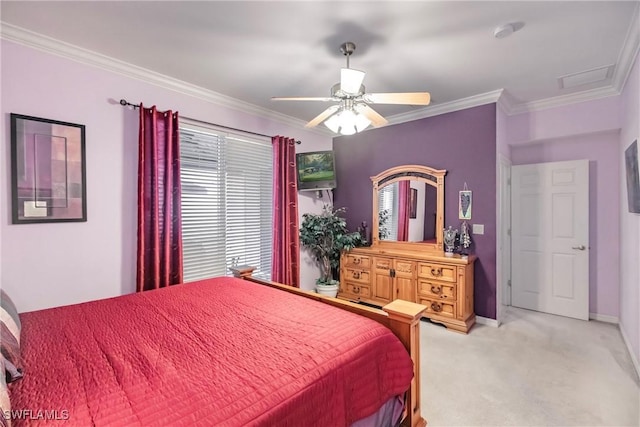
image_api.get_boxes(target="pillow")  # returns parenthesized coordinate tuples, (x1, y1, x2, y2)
(0, 291, 21, 381)
(0, 357, 11, 427)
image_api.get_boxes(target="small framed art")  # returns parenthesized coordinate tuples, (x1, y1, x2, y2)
(409, 188, 418, 219)
(625, 139, 640, 214)
(459, 190, 472, 220)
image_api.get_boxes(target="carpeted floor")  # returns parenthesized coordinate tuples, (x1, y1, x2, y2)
(420, 306, 640, 426)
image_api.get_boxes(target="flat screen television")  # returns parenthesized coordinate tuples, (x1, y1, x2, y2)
(296, 150, 337, 191)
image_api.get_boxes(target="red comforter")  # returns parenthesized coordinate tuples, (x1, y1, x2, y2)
(9, 277, 413, 426)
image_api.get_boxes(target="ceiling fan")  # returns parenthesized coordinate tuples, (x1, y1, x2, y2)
(272, 42, 431, 135)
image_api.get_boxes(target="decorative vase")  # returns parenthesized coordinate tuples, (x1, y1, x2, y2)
(443, 226, 458, 256)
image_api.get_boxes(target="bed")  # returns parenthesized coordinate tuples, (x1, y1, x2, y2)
(2, 273, 426, 426)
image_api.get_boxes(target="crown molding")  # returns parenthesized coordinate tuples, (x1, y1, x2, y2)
(612, 3, 640, 95)
(387, 89, 504, 125)
(507, 85, 621, 115)
(0, 22, 315, 132)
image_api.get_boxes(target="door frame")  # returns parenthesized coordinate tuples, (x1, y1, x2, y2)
(496, 154, 512, 325)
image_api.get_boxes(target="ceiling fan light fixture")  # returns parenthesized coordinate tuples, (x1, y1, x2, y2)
(340, 68, 366, 95)
(323, 108, 371, 135)
(324, 114, 341, 133)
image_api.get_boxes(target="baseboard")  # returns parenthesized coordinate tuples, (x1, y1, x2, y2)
(476, 316, 499, 327)
(589, 313, 619, 324)
(619, 323, 640, 380)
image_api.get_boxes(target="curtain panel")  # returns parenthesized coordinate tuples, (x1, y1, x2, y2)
(136, 105, 184, 292)
(397, 180, 410, 242)
(271, 136, 300, 287)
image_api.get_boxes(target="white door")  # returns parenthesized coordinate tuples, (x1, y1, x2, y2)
(511, 160, 589, 320)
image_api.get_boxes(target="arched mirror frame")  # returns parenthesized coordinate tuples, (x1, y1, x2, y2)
(371, 165, 447, 252)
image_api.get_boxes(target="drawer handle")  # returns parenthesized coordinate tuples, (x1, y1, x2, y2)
(353, 258, 361, 265)
(352, 271, 361, 279)
(430, 285, 441, 294)
(430, 302, 442, 312)
(430, 268, 442, 277)
(353, 286, 360, 294)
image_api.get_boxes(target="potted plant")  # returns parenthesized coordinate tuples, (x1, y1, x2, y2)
(300, 205, 365, 297)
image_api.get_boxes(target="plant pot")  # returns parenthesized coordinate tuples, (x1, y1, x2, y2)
(316, 283, 339, 298)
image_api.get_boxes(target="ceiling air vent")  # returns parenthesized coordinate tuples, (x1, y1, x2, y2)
(558, 65, 614, 89)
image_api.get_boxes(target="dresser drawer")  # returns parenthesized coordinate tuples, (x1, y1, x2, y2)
(417, 263, 456, 283)
(373, 257, 393, 271)
(343, 268, 370, 284)
(344, 254, 371, 269)
(418, 280, 456, 300)
(420, 297, 456, 319)
(341, 282, 371, 298)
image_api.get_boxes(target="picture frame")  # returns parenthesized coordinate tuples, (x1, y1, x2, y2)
(10, 114, 87, 224)
(459, 190, 472, 220)
(625, 139, 640, 214)
(409, 188, 418, 219)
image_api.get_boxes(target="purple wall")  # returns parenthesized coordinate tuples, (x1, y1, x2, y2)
(333, 104, 498, 319)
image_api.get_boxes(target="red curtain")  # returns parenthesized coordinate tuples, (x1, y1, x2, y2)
(136, 105, 183, 292)
(271, 136, 300, 287)
(397, 181, 410, 241)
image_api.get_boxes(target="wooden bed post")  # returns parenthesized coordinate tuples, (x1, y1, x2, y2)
(383, 300, 427, 427)
(230, 267, 427, 427)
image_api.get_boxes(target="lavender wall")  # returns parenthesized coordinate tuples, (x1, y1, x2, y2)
(1, 40, 332, 312)
(507, 95, 625, 322)
(333, 104, 498, 319)
(511, 131, 621, 317)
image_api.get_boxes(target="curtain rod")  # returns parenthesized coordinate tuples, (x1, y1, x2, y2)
(119, 99, 301, 144)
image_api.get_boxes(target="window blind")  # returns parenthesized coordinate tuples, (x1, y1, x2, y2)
(179, 121, 273, 282)
(378, 183, 399, 240)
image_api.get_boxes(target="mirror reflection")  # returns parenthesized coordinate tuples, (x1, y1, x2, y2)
(377, 180, 438, 243)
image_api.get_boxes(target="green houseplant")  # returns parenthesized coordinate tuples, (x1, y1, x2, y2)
(300, 205, 364, 296)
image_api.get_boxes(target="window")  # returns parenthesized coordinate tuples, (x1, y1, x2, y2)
(179, 120, 273, 282)
(377, 183, 399, 240)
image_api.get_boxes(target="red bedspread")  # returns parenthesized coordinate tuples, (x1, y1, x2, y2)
(9, 277, 413, 426)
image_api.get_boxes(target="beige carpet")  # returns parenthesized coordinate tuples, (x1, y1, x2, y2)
(420, 306, 640, 426)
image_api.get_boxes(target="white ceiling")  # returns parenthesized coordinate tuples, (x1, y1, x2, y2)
(1, 1, 639, 127)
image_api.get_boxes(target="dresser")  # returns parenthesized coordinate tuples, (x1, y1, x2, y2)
(339, 247, 476, 333)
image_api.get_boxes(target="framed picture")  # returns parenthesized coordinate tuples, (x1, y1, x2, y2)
(10, 114, 87, 224)
(625, 139, 640, 214)
(409, 188, 418, 219)
(459, 190, 472, 220)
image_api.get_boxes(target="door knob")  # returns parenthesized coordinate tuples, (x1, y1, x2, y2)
(571, 245, 586, 251)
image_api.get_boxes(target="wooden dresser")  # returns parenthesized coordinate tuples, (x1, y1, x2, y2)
(339, 247, 476, 333)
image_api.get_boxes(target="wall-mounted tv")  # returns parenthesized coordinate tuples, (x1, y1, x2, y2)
(296, 150, 337, 191)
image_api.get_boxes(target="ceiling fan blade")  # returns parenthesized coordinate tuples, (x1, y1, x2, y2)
(354, 104, 388, 127)
(340, 68, 366, 94)
(305, 105, 340, 128)
(271, 96, 335, 102)
(364, 92, 431, 105)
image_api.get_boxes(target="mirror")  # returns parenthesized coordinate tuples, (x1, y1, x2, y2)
(377, 181, 438, 242)
(371, 165, 446, 252)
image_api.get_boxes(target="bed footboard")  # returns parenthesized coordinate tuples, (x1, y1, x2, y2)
(231, 267, 427, 427)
